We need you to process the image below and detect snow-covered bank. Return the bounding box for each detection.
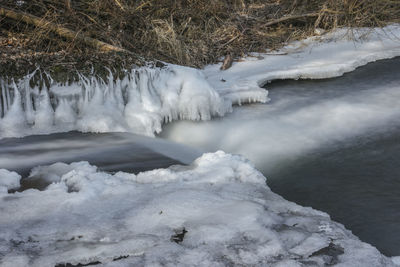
[204,24,400,97]
[1,25,399,139]
[0,151,396,266]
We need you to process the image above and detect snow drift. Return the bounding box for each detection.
[0,151,396,266]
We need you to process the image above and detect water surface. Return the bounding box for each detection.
[0,131,201,177]
[161,57,400,256]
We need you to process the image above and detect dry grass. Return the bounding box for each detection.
[0,0,399,77]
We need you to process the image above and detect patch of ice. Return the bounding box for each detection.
[204,24,400,96]
[0,169,21,193]
[0,152,395,266]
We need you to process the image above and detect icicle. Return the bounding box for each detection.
[34,88,54,128]
[1,65,232,138]
[76,72,91,114]
[1,80,28,135]
[138,69,161,113]
[1,79,10,117]
[105,67,114,94]
[22,71,36,124]
[0,79,6,117]
[55,98,76,125]
[114,78,125,111]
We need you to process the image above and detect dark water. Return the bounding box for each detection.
[267,129,400,256]
[265,58,400,256]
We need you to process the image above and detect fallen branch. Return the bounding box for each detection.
[0,6,127,53]
[264,12,319,27]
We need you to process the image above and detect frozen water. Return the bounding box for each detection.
[0,152,395,266]
[0,66,241,138]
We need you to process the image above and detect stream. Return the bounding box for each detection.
[161,57,400,256]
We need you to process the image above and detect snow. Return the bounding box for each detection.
[204,24,400,97]
[0,151,395,266]
[0,169,21,193]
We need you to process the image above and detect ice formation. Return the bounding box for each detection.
[204,24,400,97]
[0,65,263,138]
[0,151,396,266]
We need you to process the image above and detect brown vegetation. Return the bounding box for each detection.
[0,0,399,77]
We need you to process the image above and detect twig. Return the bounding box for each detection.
[264,13,319,27]
[113,0,125,11]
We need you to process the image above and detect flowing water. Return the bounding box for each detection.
[161,57,400,256]
[0,131,200,178]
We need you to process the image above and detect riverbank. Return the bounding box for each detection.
[1,0,399,79]
[1,24,399,139]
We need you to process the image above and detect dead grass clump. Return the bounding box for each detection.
[0,0,399,76]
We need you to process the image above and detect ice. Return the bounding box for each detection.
[0,169,21,193]
[0,81,27,136]
[393,257,400,265]
[0,65,234,138]
[0,151,394,266]
[34,89,54,128]
[205,25,400,95]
